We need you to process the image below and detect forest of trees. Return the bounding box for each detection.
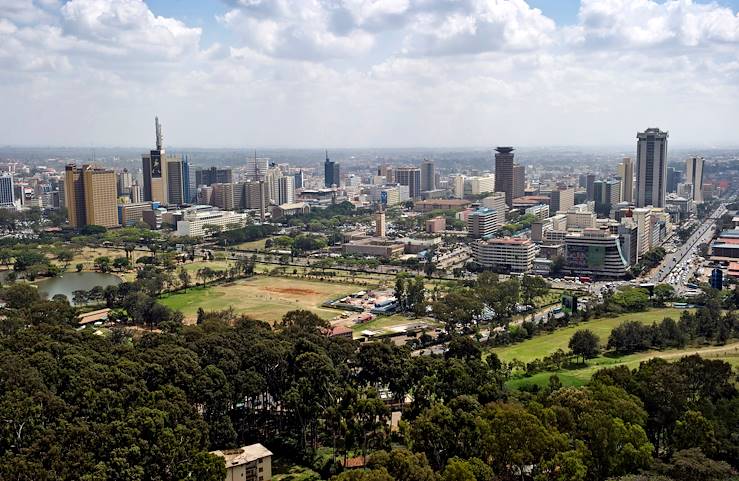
[0,294,737,481]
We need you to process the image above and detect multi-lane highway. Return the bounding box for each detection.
[648,202,727,288]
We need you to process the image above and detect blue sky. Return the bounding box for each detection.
[2,0,739,147]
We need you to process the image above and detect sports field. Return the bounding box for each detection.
[160,276,359,323]
[489,308,686,363]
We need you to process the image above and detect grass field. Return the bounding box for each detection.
[160,276,359,323]
[489,308,686,364]
[351,314,439,333]
[506,340,739,389]
[233,239,268,250]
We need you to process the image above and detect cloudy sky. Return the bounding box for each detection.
[1,0,739,148]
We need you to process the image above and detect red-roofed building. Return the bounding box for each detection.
[328,326,353,339]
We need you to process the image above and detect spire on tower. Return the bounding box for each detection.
[155,116,163,151]
[325,149,329,163]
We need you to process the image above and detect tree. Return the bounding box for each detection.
[668,448,735,481]
[521,275,550,310]
[112,256,130,271]
[1,283,41,309]
[432,289,483,332]
[569,329,600,364]
[56,249,74,268]
[178,268,191,291]
[481,403,567,481]
[441,458,477,481]
[93,256,111,273]
[653,284,675,306]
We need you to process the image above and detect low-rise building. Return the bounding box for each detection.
[210,443,273,481]
[426,216,446,233]
[343,237,405,258]
[118,202,154,227]
[174,208,249,237]
[414,199,471,212]
[472,237,536,273]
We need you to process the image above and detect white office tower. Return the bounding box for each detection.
[451,175,465,199]
[618,157,634,203]
[246,155,269,181]
[636,128,668,208]
[277,176,295,205]
[685,156,704,203]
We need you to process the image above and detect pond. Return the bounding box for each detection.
[37,272,123,304]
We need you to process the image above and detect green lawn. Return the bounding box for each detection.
[351,314,439,333]
[233,238,268,250]
[160,275,358,324]
[506,340,739,390]
[489,308,686,364]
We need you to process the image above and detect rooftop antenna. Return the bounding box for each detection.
[155,116,163,151]
[325,149,329,162]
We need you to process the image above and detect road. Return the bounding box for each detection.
[648,202,726,289]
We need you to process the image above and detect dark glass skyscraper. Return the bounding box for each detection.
[636,127,669,208]
[324,151,340,187]
[494,146,514,206]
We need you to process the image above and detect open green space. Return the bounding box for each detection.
[351,314,439,333]
[506,340,739,390]
[489,308,686,363]
[160,275,359,324]
[233,238,268,250]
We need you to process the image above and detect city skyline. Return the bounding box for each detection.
[2,0,739,148]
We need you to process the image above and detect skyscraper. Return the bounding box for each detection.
[685,156,705,203]
[166,156,190,206]
[585,173,596,201]
[666,167,681,194]
[395,167,422,199]
[324,151,340,187]
[593,180,621,217]
[246,154,269,181]
[142,116,182,204]
[636,128,669,208]
[421,159,436,192]
[277,176,295,205]
[618,157,634,203]
[0,174,14,207]
[116,169,132,196]
[64,164,118,228]
[512,164,525,200]
[196,167,233,186]
[494,146,514,206]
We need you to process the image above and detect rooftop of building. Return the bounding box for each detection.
[210,443,273,468]
[484,237,532,246]
[415,199,470,206]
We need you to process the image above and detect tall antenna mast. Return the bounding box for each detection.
[155,116,163,150]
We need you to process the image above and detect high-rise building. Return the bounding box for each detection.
[166,156,190,206]
[481,192,508,228]
[685,156,705,203]
[324,151,340,187]
[472,237,536,273]
[512,164,525,200]
[116,169,132,196]
[421,159,436,192]
[494,146,515,206]
[0,174,14,207]
[64,164,118,228]
[277,176,295,205]
[130,182,143,204]
[196,167,233,186]
[378,164,395,183]
[246,155,269,181]
[564,229,628,278]
[467,208,501,239]
[585,174,596,201]
[547,187,574,213]
[293,170,304,189]
[142,117,182,204]
[593,180,621,217]
[636,128,669,208]
[374,211,386,237]
[618,157,634,203]
[395,167,422,199]
[666,167,681,194]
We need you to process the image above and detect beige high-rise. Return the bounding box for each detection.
[64,164,119,228]
[618,157,634,203]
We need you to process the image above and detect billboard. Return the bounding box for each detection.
[567,244,605,269]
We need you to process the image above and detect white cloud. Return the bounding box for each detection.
[576,0,739,48]
[1,0,739,147]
